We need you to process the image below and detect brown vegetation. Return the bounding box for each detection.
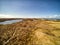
[0,19,60,45]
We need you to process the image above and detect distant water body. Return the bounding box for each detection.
[0,19,22,25]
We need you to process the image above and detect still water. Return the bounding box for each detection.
[0,20,22,25]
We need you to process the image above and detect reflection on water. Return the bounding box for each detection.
[0,20,22,25]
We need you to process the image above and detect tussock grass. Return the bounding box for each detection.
[0,19,60,45]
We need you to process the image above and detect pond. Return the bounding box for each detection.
[0,19,22,25]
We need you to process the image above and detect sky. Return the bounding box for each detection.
[0,0,60,18]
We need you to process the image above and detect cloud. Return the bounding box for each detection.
[0,14,32,18]
[0,14,42,18]
[0,14,15,18]
[0,14,59,18]
[46,15,59,18]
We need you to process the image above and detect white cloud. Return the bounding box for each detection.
[46,15,59,18]
[0,14,15,18]
[0,14,59,18]
[0,14,42,18]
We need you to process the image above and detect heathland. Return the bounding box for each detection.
[0,18,60,45]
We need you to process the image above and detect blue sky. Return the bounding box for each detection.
[0,0,60,18]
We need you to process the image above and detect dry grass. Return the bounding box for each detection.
[0,19,60,45]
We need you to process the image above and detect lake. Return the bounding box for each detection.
[0,19,22,25]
